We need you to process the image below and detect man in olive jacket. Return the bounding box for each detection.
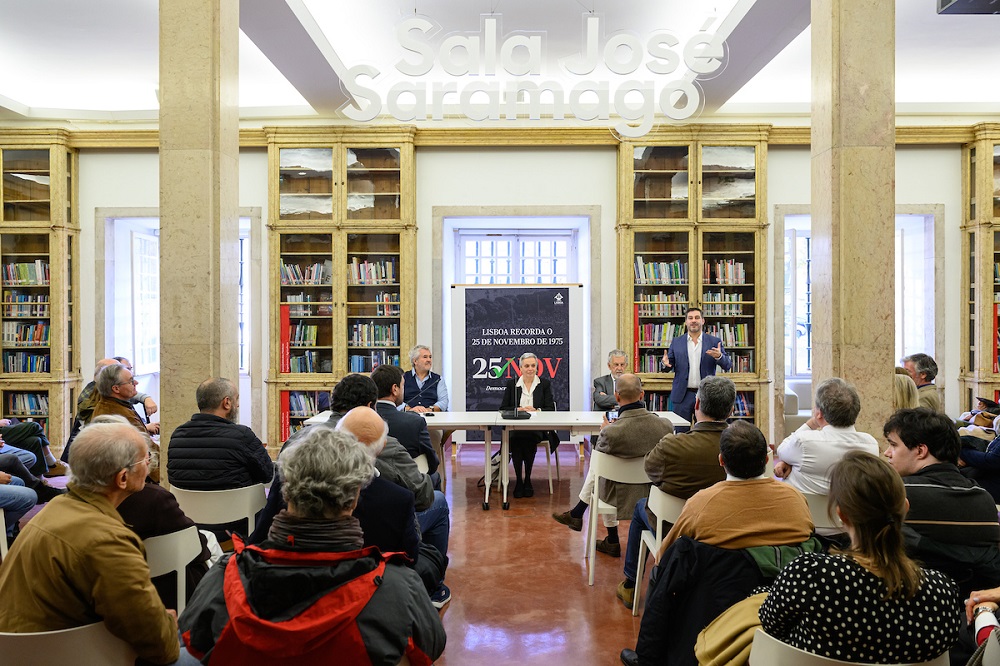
[0,423,183,665]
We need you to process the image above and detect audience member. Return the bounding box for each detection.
[593,349,629,410]
[338,406,451,608]
[0,464,36,544]
[498,352,556,498]
[0,418,59,478]
[659,307,732,427]
[893,372,920,410]
[178,428,446,664]
[0,451,65,504]
[615,375,735,609]
[760,450,961,663]
[372,363,439,476]
[0,422,189,665]
[958,429,1000,503]
[960,396,1000,426]
[553,374,673,558]
[773,377,879,494]
[91,362,161,482]
[884,408,1000,593]
[167,377,274,490]
[902,353,943,413]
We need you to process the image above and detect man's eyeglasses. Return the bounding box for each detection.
[124,451,156,470]
[115,378,139,387]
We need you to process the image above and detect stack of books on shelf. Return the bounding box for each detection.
[702,290,745,316]
[2,321,49,347]
[349,351,400,373]
[288,392,320,418]
[289,350,322,373]
[705,323,750,347]
[637,322,685,346]
[374,291,400,316]
[636,291,687,317]
[637,353,665,373]
[702,259,746,285]
[2,261,49,286]
[348,258,397,285]
[6,392,48,416]
[290,323,319,347]
[284,293,334,316]
[645,393,670,411]
[280,260,333,285]
[634,256,688,285]
[733,393,754,417]
[3,351,49,373]
[349,322,399,347]
[2,292,49,317]
[730,352,754,373]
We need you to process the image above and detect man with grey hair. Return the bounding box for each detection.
[402,345,448,414]
[773,377,879,495]
[167,377,273,491]
[903,353,943,413]
[91,363,150,436]
[593,349,629,410]
[616,375,736,608]
[0,423,188,665]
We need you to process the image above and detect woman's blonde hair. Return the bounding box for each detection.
[828,450,922,600]
[892,373,919,410]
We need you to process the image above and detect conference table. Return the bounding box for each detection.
[422,410,687,510]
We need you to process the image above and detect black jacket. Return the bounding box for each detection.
[166,413,274,490]
[635,537,770,666]
[499,377,555,412]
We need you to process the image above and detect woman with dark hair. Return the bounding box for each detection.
[758,450,962,663]
[499,352,555,498]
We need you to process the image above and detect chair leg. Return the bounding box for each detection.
[634,538,648,616]
[546,445,554,494]
[555,443,560,480]
[587,498,600,586]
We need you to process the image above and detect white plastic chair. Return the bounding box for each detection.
[0,507,8,561]
[632,485,686,615]
[801,492,843,531]
[0,621,137,665]
[143,525,202,614]
[749,629,949,666]
[414,454,429,474]
[169,484,267,537]
[585,450,650,585]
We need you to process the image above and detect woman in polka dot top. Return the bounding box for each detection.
[758,450,962,663]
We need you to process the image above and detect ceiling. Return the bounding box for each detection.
[0,0,998,125]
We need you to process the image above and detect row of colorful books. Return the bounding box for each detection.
[2,351,49,373]
[2,261,49,286]
[280,260,333,285]
[634,256,688,285]
[347,258,397,285]
[5,392,48,416]
[702,260,748,285]
[1,321,49,346]
[704,323,751,347]
[349,351,400,373]
[348,322,399,347]
[2,292,50,317]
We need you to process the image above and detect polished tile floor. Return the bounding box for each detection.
[437,445,644,666]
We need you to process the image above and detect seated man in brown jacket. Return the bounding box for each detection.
[91,362,161,482]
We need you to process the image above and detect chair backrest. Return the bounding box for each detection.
[984,628,1000,666]
[169,484,267,535]
[589,450,650,486]
[0,621,137,665]
[143,525,202,613]
[801,493,842,530]
[0,507,7,561]
[646,485,685,530]
[414,454,429,474]
[749,629,949,666]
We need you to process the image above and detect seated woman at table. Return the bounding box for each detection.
[758,450,962,663]
[499,352,555,499]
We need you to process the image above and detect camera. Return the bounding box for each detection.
[606,409,619,422]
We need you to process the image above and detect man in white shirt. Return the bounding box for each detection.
[774,377,879,495]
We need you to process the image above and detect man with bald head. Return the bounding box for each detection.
[553,374,674,557]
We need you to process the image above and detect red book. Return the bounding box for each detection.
[280,391,290,443]
[633,304,640,372]
[280,305,290,373]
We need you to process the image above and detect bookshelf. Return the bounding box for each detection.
[266,129,415,446]
[0,136,80,447]
[618,131,768,430]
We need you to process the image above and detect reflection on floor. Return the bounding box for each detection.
[437,446,643,666]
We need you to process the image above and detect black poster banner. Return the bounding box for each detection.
[464,286,571,413]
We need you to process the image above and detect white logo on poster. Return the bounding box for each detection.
[554,293,564,306]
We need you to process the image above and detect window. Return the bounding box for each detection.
[458,232,576,283]
[784,219,811,377]
[131,230,160,373]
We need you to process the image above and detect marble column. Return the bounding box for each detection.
[810,0,895,438]
[158,0,240,473]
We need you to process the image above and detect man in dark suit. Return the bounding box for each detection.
[371,364,439,478]
[661,307,732,427]
[593,349,629,411]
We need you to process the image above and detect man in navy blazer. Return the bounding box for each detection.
[371,364,439,476]
[661,307,732,427]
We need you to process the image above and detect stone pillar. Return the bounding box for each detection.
[810,0,895,438]
[158,0,240,475]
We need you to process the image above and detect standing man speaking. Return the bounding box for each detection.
[661,307,731,427]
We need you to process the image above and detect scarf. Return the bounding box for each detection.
[267,510,364,552]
